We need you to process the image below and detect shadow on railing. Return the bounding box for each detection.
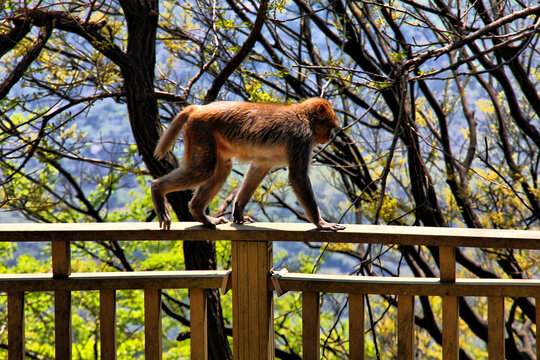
[0,222,539,360]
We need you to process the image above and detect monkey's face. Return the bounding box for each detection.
[314,104,340,144]
[316,125,341,144]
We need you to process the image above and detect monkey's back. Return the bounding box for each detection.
[186,101,313,165]
[191,101,312,144]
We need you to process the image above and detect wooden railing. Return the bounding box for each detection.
[0,222,539,360]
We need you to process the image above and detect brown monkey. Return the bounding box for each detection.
[151,98,345,231]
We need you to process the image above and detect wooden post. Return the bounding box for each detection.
[398,295,415,360]
[232,241,273,360]
[144,288,162,360]
[100,290,117,360]
[349,293,364,360]
[302,292,320,360]
[440,246,459,360]
[52,240,71,278]
[190,288,208,360]
[488,297,505,360]
[52,240,71,360]
[439,247,456,283]
[8,292,24,360]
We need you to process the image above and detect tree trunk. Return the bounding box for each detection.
[118,1,232,358]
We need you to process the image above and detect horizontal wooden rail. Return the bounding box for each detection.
[1,222,539,360]
[276,273,540,297]
[0,222,539,248]
[0,270,226,292]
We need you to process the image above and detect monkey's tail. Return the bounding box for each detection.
[154,106,195,160]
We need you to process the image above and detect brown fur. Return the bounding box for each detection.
[151,98,345,231]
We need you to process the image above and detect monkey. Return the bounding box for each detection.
[151,97,346,231]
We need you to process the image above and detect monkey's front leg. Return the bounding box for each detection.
[289,166,346,231]
[151,179,172,230]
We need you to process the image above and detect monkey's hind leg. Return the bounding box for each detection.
[151,164,216,230]
[189,157,233,229]
[232,163,270,224]
[151,184,172,230]
[152,127,219,230]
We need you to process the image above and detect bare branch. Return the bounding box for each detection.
[0,19,52,99]
[15,8,130,69]
[204,0,269,103]
[398,5,540,74]
[0,18,32,58]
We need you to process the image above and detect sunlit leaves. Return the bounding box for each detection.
[475,99,495,114]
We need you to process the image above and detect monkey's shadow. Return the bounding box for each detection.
[179,222,320,231]
[226,222,321,232]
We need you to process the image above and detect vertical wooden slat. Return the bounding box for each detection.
[440,246,459,360]
[52,240,71,360]
[231,240,273,360]
[302,292,320,360]
[8,292,24,360]
[442,296,459,360]
[190,288,207,360]
[256,241,274,358]
[232,241,241,360]
[488,297,505,360]
[55,291,72,359]
[100,290,117,360]
[248,241,259,360]
[232,241,247,360]
[144,288,162,360]
[398,295,415,360]
[536,297,540,360]
[349,293,364,360]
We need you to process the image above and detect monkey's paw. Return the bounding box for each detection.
[210,216,229,225]
[233,216,255,224]
[317,221,346,231]
[156,205,172,230]
[159,219,172,230]
[201,216,228,229]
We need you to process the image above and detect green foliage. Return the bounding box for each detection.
[0,247,55,358]
[389,49,408,64]
[274,292,303,355]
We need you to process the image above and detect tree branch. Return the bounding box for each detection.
[398,5,540,74]
[204,0,269,103]
[16,9,131,70]
[0,18,32,58]
[0,19,52,99]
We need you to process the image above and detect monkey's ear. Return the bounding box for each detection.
[316,103,327,118]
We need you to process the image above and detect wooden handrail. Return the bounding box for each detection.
[0,222,538,248]
[0,222,539,360]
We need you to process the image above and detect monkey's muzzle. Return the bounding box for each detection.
[330,126,341,138]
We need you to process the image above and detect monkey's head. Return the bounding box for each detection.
[304,98,341,144]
